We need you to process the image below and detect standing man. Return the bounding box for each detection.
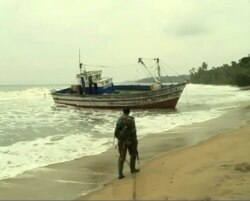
[114,107,140,179]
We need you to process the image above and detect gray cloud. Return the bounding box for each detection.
[165,21,211,37]
[0,0,250,84]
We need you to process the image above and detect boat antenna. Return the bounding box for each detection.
[155,58,161,84]
[138,58,161,84]
[79,49,83,73]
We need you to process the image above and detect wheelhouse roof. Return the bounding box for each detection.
[76,70,102,78]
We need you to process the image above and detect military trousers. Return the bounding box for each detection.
[118,140,138,176]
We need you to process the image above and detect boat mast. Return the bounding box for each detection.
[155,58,161,84]
[138,58,161,84]
[79,49,83,74]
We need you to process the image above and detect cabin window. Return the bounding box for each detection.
[94,83,98,94]
[88,76,93,94]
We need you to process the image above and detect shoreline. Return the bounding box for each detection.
[79,118,250,200]
[0,106,250,200]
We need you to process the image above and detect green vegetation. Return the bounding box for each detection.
[137,55,250,86]
[137,74,189,84]
[189,55,250,87]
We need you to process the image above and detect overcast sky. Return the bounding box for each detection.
[0,0,250,85]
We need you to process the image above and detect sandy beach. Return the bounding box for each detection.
[0,107,250,200]
[79,122,250,200]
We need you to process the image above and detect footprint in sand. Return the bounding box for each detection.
[170,172,175,184]
[168,172,176,194]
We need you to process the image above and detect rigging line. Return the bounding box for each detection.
[161,64,174,84]
[138,58,159,83]
[140,64,152,81]
[185,84,190,109]
[161,61,187,82]
[82,63,137,69]
[163,68,174,84]
[139,57,157,60]
[134,64,140,84]
[139,64,156,81]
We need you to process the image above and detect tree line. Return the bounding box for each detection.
[137,74,189,84]
[189,55,250,86]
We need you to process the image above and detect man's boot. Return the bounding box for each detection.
[118,160,125,179]
[130,157,140,173]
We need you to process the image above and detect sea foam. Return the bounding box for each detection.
[0,84,249,180]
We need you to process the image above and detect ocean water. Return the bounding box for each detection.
[0,84,249,180]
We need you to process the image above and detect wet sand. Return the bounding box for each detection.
[80,121,250,200]
[0,106,250,200]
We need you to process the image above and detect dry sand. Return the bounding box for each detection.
[79,124,250,200]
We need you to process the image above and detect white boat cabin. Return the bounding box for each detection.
[76,70,114,95]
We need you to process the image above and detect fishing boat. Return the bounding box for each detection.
[51,57,187,109]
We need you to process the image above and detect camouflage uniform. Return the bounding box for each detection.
[114,114,139,178]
